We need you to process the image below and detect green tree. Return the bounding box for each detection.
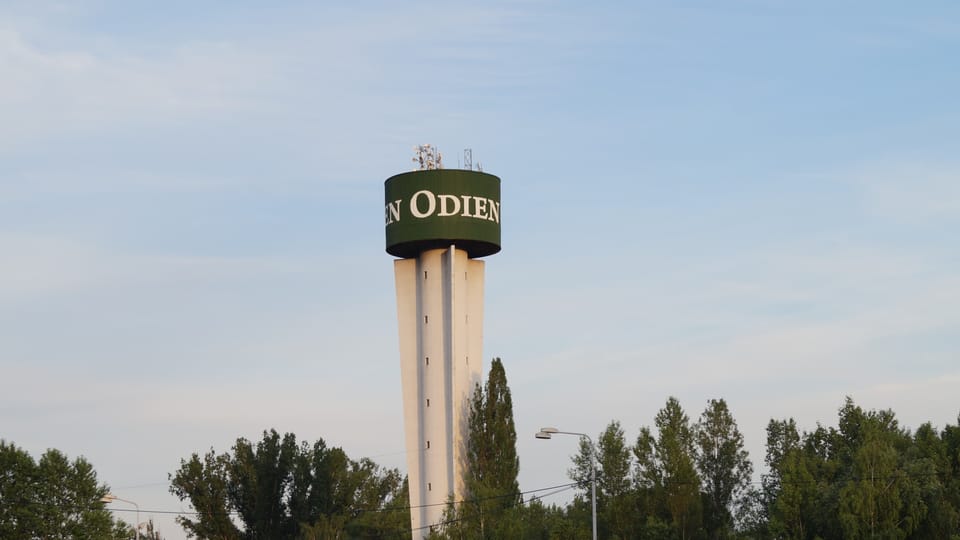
[902,423,956,539]
[169,448,242,538]
[170,429,408,539]
[760,398,960,540]
[769,445,815,540]
[512,498,585,540]
[570,421,635,539]
[754,418,810,540]
[838,430,905,538]
[139,519,166,540]
[113,518,166,540]
[466,358,520,501]
[733,486,769,540]
[834,399,926,540]
[228,430,299,537]
[695,398,752,540]
[762,418,800,502]
[635,397,702,540]
[0,440,130,539]
[944,416,960,514]
[457,357,520,538]
[634,426,672,536]
[598,421,636,539]
[917,416,960,539]
[337,456,408,537]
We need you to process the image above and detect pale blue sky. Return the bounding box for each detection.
[2,1,959,537]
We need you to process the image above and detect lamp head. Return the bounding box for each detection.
[535,431,553,440]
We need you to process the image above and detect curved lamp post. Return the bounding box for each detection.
[535,427,597,540]
[101,493,140,540]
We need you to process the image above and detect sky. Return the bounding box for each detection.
[2,1,959,537]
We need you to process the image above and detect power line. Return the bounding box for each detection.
[412,483,579,534]
[94,480,581,517]
[353,481,581,515]
[103,480,582,538]
[85,467,960,518]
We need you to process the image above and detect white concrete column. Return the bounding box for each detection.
[394,247,484,538]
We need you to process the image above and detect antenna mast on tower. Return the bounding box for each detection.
[412,144,443,171]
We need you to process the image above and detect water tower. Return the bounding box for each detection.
[384,146,501,537]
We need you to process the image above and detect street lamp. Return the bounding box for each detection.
[535,427,597,540]
[101,494,140,540]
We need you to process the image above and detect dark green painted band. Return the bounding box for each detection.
[384,169,501,258]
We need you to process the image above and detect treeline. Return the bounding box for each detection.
[162,361,960,539]
[433,393,960,540]
[756,397,960,539]
[6,359,959,539]
[432,396,753,540]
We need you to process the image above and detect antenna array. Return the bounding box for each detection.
[413,144,443,171]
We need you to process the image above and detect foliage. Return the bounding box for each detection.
[165,394,960,539]
[762,398,960,540]
[169,429,408,539]
[695,398,752,540]
[0,440,131,539]
[569,420,636,539]
[466,358,520,506]
[114,518,165,540]
[438,358,521,539]
[597,421,636,539]
[636,397,703,540]
[556,396,960,540]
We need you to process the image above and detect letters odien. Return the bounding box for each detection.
[385,189,500,226]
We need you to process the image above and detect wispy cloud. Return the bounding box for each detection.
[0,232,310,300]
[852,161,960,222]
[0,27,280,146]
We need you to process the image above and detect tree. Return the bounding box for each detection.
[633,426,673,536]
[458,358,520,538]
[0,440,130,539]
[596,421,633,502]
[695,398,752,540]
[913,417,960,538]
[769,445,815,540]
[466,358,520,501]
[835,400,925,540]
[228,430,299,537]
[634,397,702,540]
[570,421,635,539]
[169,448,242,539]
[759,398,960,540]
[113,518,166,540]
[170,429,408,539]
[138,519,166,540]
[763,418,800,500]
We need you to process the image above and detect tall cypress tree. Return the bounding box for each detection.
[460,358,520,537]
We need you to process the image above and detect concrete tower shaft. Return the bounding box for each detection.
[394,247,484,535]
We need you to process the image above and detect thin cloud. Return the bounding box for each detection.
[853,161,960,222]
[0,27,280,145]
[0,232,311,300]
